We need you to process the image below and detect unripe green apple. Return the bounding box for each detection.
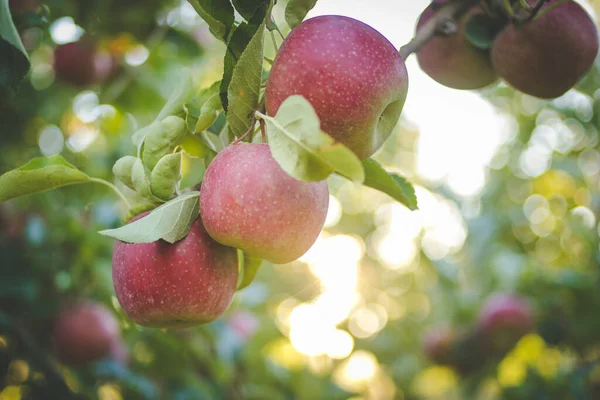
[200,143,329,264]
[265,15,408,160]
[52,301,120,366]
[491,0,599,98]
[111,215,238,328]
[416,0,498,90]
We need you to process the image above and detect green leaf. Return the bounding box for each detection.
[141,116,187,170]
[258,95,365,183]
[184,81,222,133]
[112,156,138,190]
[220,2,270,111]
[156,71,196,122]
[237,250,263,291]
[464,14,504,50]
[181,133,210,158]
[232,0,270,21]
[0,0,30,94]
[125,203,157,223]
[131,159,162,203]
[0,155,89,202]
[99,191,201,244]
[186,0,235,42]
[195,93,222,133]
[361,159,418,210]
[285,0,318,28]
[150,153,182,201]
[226,13,267,138]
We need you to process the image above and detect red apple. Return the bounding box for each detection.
[52,301,120,366]
[200,143,329,264]
[491,0,598,98]
[422,325,455,365]
[477,293,534,352]
[8,0,39,13]
[416,1,497,90]
[53,40,119,87]
[265,15,408,160]
[111,214,239,328]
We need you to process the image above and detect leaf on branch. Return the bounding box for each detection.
[0,0,30,95]
[99,191,201,244]
[150,153,182,201]
[258,95,364,183]
[186,0,235,42]
[226,10,269,138]
[285,0,318,29]
[155,70,197,122]
[220,1,270,112]
[231,0,270,22]
[0,155,89,203]
[361,159,418,210]
[141,116,187,170]
[237,250,263,291]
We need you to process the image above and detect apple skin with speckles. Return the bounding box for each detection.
[477,293,534,353]
[491,0,598,99]
[265,15,408,160]
[111,214,239,329]
[200,143,329,264]
[52,301,121,366]
[416,1,498,90]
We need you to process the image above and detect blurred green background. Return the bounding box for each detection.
[2,0,600,399]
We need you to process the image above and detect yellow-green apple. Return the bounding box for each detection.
[265,15,408,160]
[111,215,238,328]
[200,143,329,264]
[416,0,498,89]
[52,301,120,366]
[491,0,599,98]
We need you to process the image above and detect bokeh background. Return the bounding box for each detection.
[2,0,600,399]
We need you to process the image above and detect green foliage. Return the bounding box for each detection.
[361,159,418,210]
[285,0,318,28]
[464,13,504,50]
[237,250,263,291]
[0,155,89,202]
[150,152,182,201]
[258,95,364,183]
[186,0,235,42]
[99,191,200,243]
[0,0,29,94]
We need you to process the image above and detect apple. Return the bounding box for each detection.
[8,0,39,13]
[54,40,119,87]
[52,301,120,366]
[415,0,497,90]
[476,293,534,353]
[265,15,408,160]
[422,325,455,365]
[111,214,239,328]
[200,143,329,264]
[491,0,599,99]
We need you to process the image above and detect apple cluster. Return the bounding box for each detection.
[416,0,599,98]
[423,293,534,372]
[111,15,410,329]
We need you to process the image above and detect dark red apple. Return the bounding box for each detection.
[491,0,599,98]
[52,301,120,366]
[53,40,119,87]
[477,293,534,353]
[200,143,329,264]
[416,0,498,90]
[265,15,408,160]
[111,214,239,328]
[422,325,455,365]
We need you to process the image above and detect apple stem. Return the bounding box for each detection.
[232,121,257,144]
[399,0,479,60]
[88,177,132,209]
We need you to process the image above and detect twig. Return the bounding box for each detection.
[399,0,480,60]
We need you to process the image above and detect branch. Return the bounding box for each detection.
[399,0,480,60]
